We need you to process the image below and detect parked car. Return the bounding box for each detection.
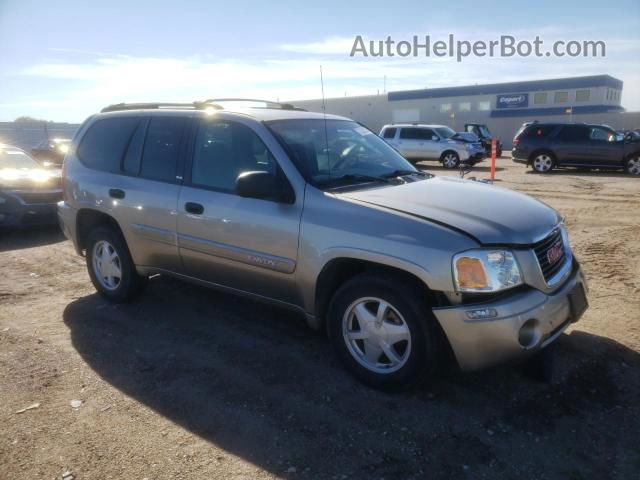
[451,131,487,163]
[512,122,640,175]
[464,123,503,157]
[380,124,484,168]
[31,138,71,167]
[58,100,588,389]
[0,144,63,226]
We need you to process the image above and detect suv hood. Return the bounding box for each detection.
[338,176,560,245]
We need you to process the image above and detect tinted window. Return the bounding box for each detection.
[78,117,140,172]
[589,127,615,142]
[140,117,186,182]
[382,128,397,139]
[123,119,147,175]
[399,128,432,140]
[557,125,589,142]
[191,121,277,193]
[524,125,557,138]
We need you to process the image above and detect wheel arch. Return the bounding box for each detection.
[314,257,445,333]
[76,208,125,254]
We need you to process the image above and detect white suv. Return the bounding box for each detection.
[380,124,484,168]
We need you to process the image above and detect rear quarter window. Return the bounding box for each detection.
[524,125,557,139]
[77,117,141,172]
[382,127,397,139]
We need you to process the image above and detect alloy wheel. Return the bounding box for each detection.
[533,154,553,172]
[443,153,459,169]
[627,157,640,176]
[92,240,122,291]
[342,297,412,374]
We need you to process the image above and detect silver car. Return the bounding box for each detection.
[58,100,588,389]
[380,124,485,168]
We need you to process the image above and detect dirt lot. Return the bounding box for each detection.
[1,157,639,480]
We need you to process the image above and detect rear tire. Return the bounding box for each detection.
[531,152,555,173]
[327,273,442,390]
[625,155,640,176]
[86,226,146,302]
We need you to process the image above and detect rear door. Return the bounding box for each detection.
[397,128,425,159]
[553,125,590,165]
[75,115,186,272]
[116,115,188,272]
[176,118,303,304]
[587,126,624,167]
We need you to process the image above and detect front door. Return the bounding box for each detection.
[177,119,303,304]
[587,126,624,167]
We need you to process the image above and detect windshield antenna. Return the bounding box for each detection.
[320,65,331,179]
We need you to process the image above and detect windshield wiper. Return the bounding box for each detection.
[324,173,392,186]
[383,169,428,178]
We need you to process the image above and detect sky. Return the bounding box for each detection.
[0,0,639,123]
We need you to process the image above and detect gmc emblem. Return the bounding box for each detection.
[547,243,563,264]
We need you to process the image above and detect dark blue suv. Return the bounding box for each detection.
[512,122,640,175]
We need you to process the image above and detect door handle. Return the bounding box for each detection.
[109,188,125,199]
[185,202,204,215]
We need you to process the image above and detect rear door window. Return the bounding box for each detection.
[140,117,187,182]
[399,128,431,140]
[77,117,141,172]
[123,119,148,175]
[557,125,589,142]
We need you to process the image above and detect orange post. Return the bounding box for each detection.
[490,138,497,181]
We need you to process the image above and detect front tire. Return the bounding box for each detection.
[625,155,640,176]
[86,226,146,302]
[327,274,442,390]
[441,151,460,169]
[531,152,555,173]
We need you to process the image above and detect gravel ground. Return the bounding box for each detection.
[1,156,639,480]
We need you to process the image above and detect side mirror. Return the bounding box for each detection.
[431,136,439,141]
[235,171,293,203]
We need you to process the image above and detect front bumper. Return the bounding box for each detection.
[0,203,59,226]
[432,262,588,371]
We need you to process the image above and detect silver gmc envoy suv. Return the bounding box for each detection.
[58,100,589,389]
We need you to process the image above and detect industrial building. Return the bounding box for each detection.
[291,75,639,148]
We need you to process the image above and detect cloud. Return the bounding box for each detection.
[280,36,356,55]
[7,28,640,122]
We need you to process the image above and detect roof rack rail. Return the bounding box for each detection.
[101,102,221,113]
[100,98,306,114]
[201,98,306,111]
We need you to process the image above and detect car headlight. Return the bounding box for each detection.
[0,196,5,204]
[453,249,523,293]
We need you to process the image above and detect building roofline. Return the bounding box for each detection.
[388,75,623,102]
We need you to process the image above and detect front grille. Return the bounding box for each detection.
[15,190,63,205]
[533,228,567,283]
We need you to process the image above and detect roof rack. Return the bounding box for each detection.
[201,98,305,111]
[101,99,305,113]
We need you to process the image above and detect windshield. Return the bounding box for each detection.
[267,119,417,186]
[0,147,40,169]
[478,125,491,137]
[435,127,456,139]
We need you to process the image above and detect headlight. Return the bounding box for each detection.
[0,196,6,204]
[453,249,523,293]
